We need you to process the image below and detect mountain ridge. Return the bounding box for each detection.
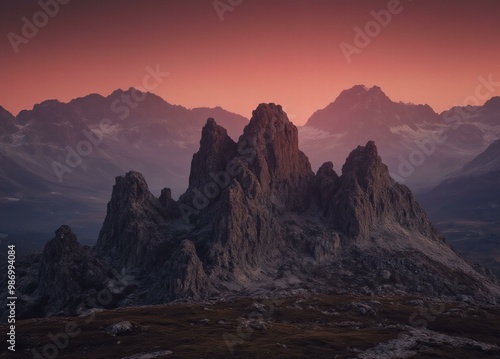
[4,103,498,320]
[418,140,500,277]
[0,89,248,243]
[300,85,500,192]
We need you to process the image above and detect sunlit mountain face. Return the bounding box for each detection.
[1,1,500,358]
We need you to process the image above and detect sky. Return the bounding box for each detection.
[1,0,499,125]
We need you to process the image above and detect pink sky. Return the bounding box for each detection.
[1,0,499,125]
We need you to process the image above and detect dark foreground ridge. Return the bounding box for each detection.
[2,103,499,320]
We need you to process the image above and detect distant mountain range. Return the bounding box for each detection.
[300,87,500,276]
[418,139,500,277]
[0,89,247,244]
[1,85,498,253]
[299,85,500,192]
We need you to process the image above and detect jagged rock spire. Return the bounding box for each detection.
[36,225,107,316]
[330,141,439,238]
[237,103,313,210]
[95,171,168,269]
[187,118,238,191]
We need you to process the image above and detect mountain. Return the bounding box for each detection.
[418,139,500,277]
[5,104,498,320]
[456,138,500,177]
[0,106,17,137]
[300,86,500,192]
[306,85,438,132]
[0,89,247,244]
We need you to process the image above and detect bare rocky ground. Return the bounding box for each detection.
[1,294,499,359]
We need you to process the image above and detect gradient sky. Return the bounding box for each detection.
[1,0,499,125]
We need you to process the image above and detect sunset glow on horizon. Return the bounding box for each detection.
[1,0,500,125]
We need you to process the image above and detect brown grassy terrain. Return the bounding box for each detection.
[1,294,499,359]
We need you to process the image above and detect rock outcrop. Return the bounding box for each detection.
[16,226,109,318]
[0,106,17,136]
[329,141,439,238]
[187,118,238,191]
[163,240,212,300]
[95,171,170,269]
[8,103,500,319]
[237,104,313,211]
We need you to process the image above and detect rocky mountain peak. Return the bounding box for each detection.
[0,106,17,135]
[344,84,385,95]
[238,103,293,153]
[159,187,181,218]
[334,85,392,108]
[325,140,442,239]
[43,225,82,259]
[341,140,391,189]
[243,103,290,132]
[109,87,148,98]
[163,240,212,300]
[112,171,153,204]
[186,118,238,191]
[459,139,500,176]
[483,96,500,112]
[315,161,338,180]
[0,106,14,119]
[95,171,167,269]
[33,99,64,110]
[237,103,313,210]
[35,225,108,316]
[304,85,439,138]
[313,161,340,213]
[15,99,88,147]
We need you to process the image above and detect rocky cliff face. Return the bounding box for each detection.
[186,104,315,276]
[187,118,238,191]
[0,106,17,137]
[95,171,171,269]
[163,240,212,300]
[8,226,111,318]
[38,226,109,314]
[8,103,500,319]
[328,141,439,238]
[237,104,313,210]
